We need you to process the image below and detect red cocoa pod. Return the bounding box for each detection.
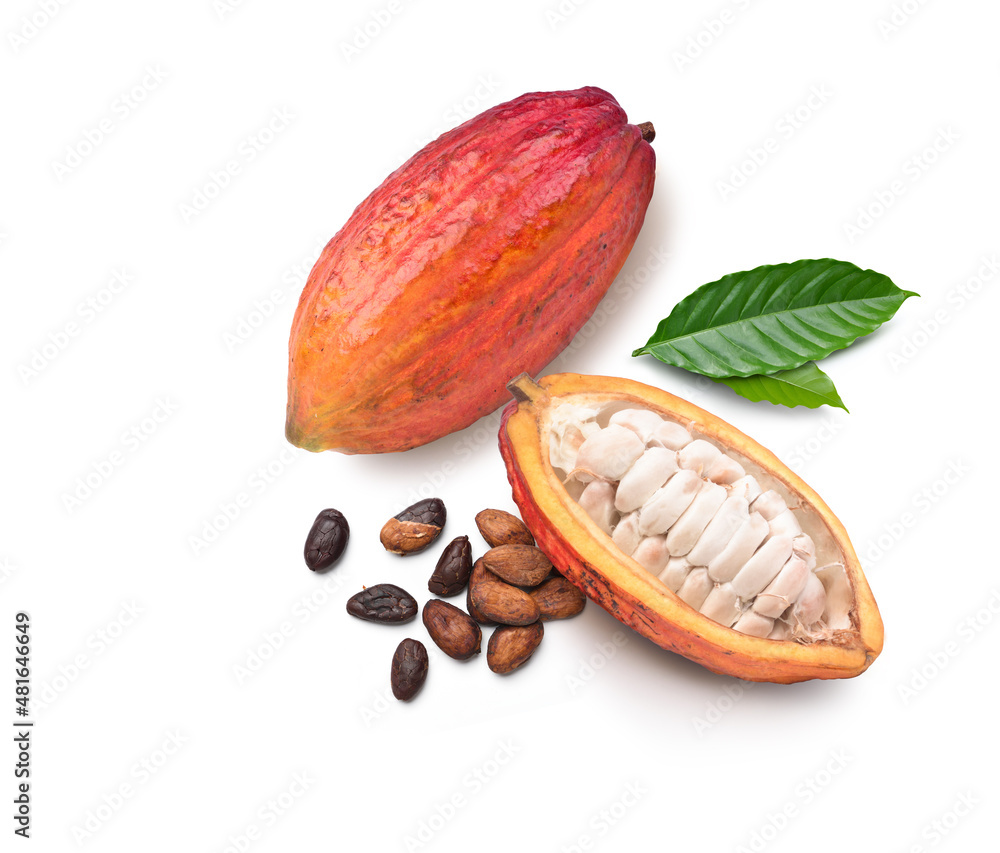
[286,87,656,453]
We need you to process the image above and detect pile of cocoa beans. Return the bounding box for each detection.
[303,500,586,702]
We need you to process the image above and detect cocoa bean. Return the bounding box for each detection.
[466,559,497,626]
[483,544,552,587]
[487,622,544,674]
[303,508,349,572]
[469,567,540,626]
[475,509,534,548]
[346,584,418,624]
[428,536,473,597]
[391,638,428,701]
[530,577,587,621]
[380,498,446,555]
[422,600,482,660]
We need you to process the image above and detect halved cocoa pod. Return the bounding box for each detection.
[487,623,544,674]
[469,565,540,627]
[498,373,884,684]
[482,544,552,587]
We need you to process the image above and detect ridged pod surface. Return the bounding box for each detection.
[498,373,884,684]
[286,87,656,453]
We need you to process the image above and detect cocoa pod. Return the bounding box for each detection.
[422,600,482,661]
[499,372,884,684]
[346,584,418,624]
[469,566,540,627]
[475,509,534,548]
[466,559,497,627]
[530,576,587,621]
[303,508,349,572]
[428,536,473,596]
[380,498,446,555]
[487,623,544,675]
[286,87,656,454]
[482,544,553,587]
[391,638,429,701]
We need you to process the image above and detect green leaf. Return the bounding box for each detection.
[632,259,918,378]
[713,362,849,410]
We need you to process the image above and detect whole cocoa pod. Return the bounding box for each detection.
[286,87,655,453]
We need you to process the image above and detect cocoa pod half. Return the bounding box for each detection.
[498,372,884,684]
[286,88,655,454]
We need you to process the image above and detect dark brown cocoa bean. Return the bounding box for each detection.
[487,622,544,674]
[380,498,447,555]
[346,584,418,624]
[469,567,540,626]
[428,536,473,596]
[422,600,481,660]
[303,508,349,572]
[475,509,534,548]
[483,544,553,587]
[391,638,429,701]
[530,576,587,621]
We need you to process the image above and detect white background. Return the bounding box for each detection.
[2,0,998,850]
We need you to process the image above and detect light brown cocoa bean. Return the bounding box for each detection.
[421,600,481,661]
[469,566,540,626]
[487,622,544,674]
[475,509,535,548]
[482,544,553,587]
[530,577,587,621]
[466,559,498,626]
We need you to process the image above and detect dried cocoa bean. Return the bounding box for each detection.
[346,584,418,624]
[303,508,349,571]
[487,622,544,674]
[380,498,446,555]
[428,536,473,597]
[475,509,534,548]
[483,544,552,587]
[391,638,429,701]
[469,567,540,626]
[422,600,482,660]
[466,559,497,626]
[530,576,587,621]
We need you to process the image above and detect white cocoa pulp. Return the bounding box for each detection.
[547,401,852,643]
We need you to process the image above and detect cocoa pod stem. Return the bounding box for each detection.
[639,121,655,142]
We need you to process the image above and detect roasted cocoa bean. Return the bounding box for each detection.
[487,622,544,674]
[346,584,418,624]
[391,638,429,701]
[483,544,552,587]
[428,536,473,597]
[469,567,540,626]
[303,508,349,571]
[422,600,482,660]
[466,559,497,626]
[380,498,446,555]
[475,508,535,548]
[530,576,587,621]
